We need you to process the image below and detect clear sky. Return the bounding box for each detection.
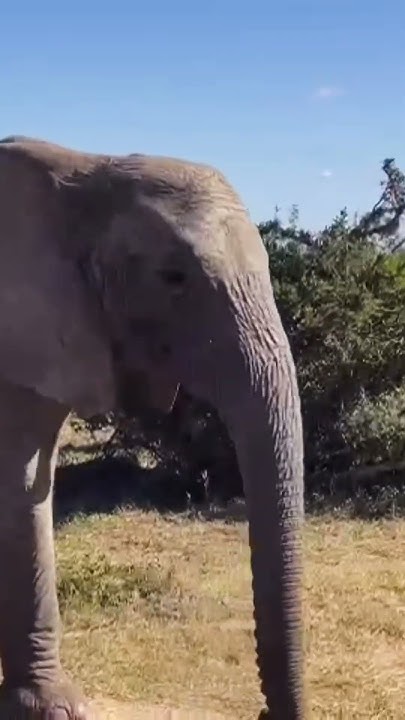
[1,1,404,229]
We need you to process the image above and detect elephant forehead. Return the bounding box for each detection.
[108,192,266,286]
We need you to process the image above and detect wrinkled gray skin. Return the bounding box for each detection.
[0,136,305,719]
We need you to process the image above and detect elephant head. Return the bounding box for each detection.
[0,136,304,719]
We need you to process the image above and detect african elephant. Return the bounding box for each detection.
[0,135,304,719]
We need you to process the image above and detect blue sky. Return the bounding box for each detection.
[1,1,404,229]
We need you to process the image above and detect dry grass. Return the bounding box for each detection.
[54,507,405,719]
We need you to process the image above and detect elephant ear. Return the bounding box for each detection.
[0,138,117,417]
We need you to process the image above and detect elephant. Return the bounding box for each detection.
[0,135,305,719]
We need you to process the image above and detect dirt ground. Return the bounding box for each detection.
[90,697,227,718]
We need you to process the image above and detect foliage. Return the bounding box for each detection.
[341,384,405,466]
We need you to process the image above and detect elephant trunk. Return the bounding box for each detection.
[218,278,305,719]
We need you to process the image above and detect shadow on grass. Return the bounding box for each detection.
[54,457,187,525]
[54,456,405,528]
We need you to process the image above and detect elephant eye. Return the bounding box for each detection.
[125,253,144,278]
[159,342,172,359]
[159,268,186,286]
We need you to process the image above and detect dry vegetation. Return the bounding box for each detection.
[54,507,405,719]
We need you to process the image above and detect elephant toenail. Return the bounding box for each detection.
[50,710,69,720]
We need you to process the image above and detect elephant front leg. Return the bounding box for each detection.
[0,381,89,719]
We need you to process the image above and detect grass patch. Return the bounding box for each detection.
[52,509,405,719]
[58,552,178,612]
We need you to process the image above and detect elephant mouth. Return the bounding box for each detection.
[110,335,180,419]
[114,367,179,419]
[114,369,157,417]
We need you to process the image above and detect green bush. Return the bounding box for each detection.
[341,385,405,466]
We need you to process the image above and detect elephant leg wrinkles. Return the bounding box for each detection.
[0,378,88,719]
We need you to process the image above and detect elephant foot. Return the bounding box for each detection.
[0,681,90,719]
